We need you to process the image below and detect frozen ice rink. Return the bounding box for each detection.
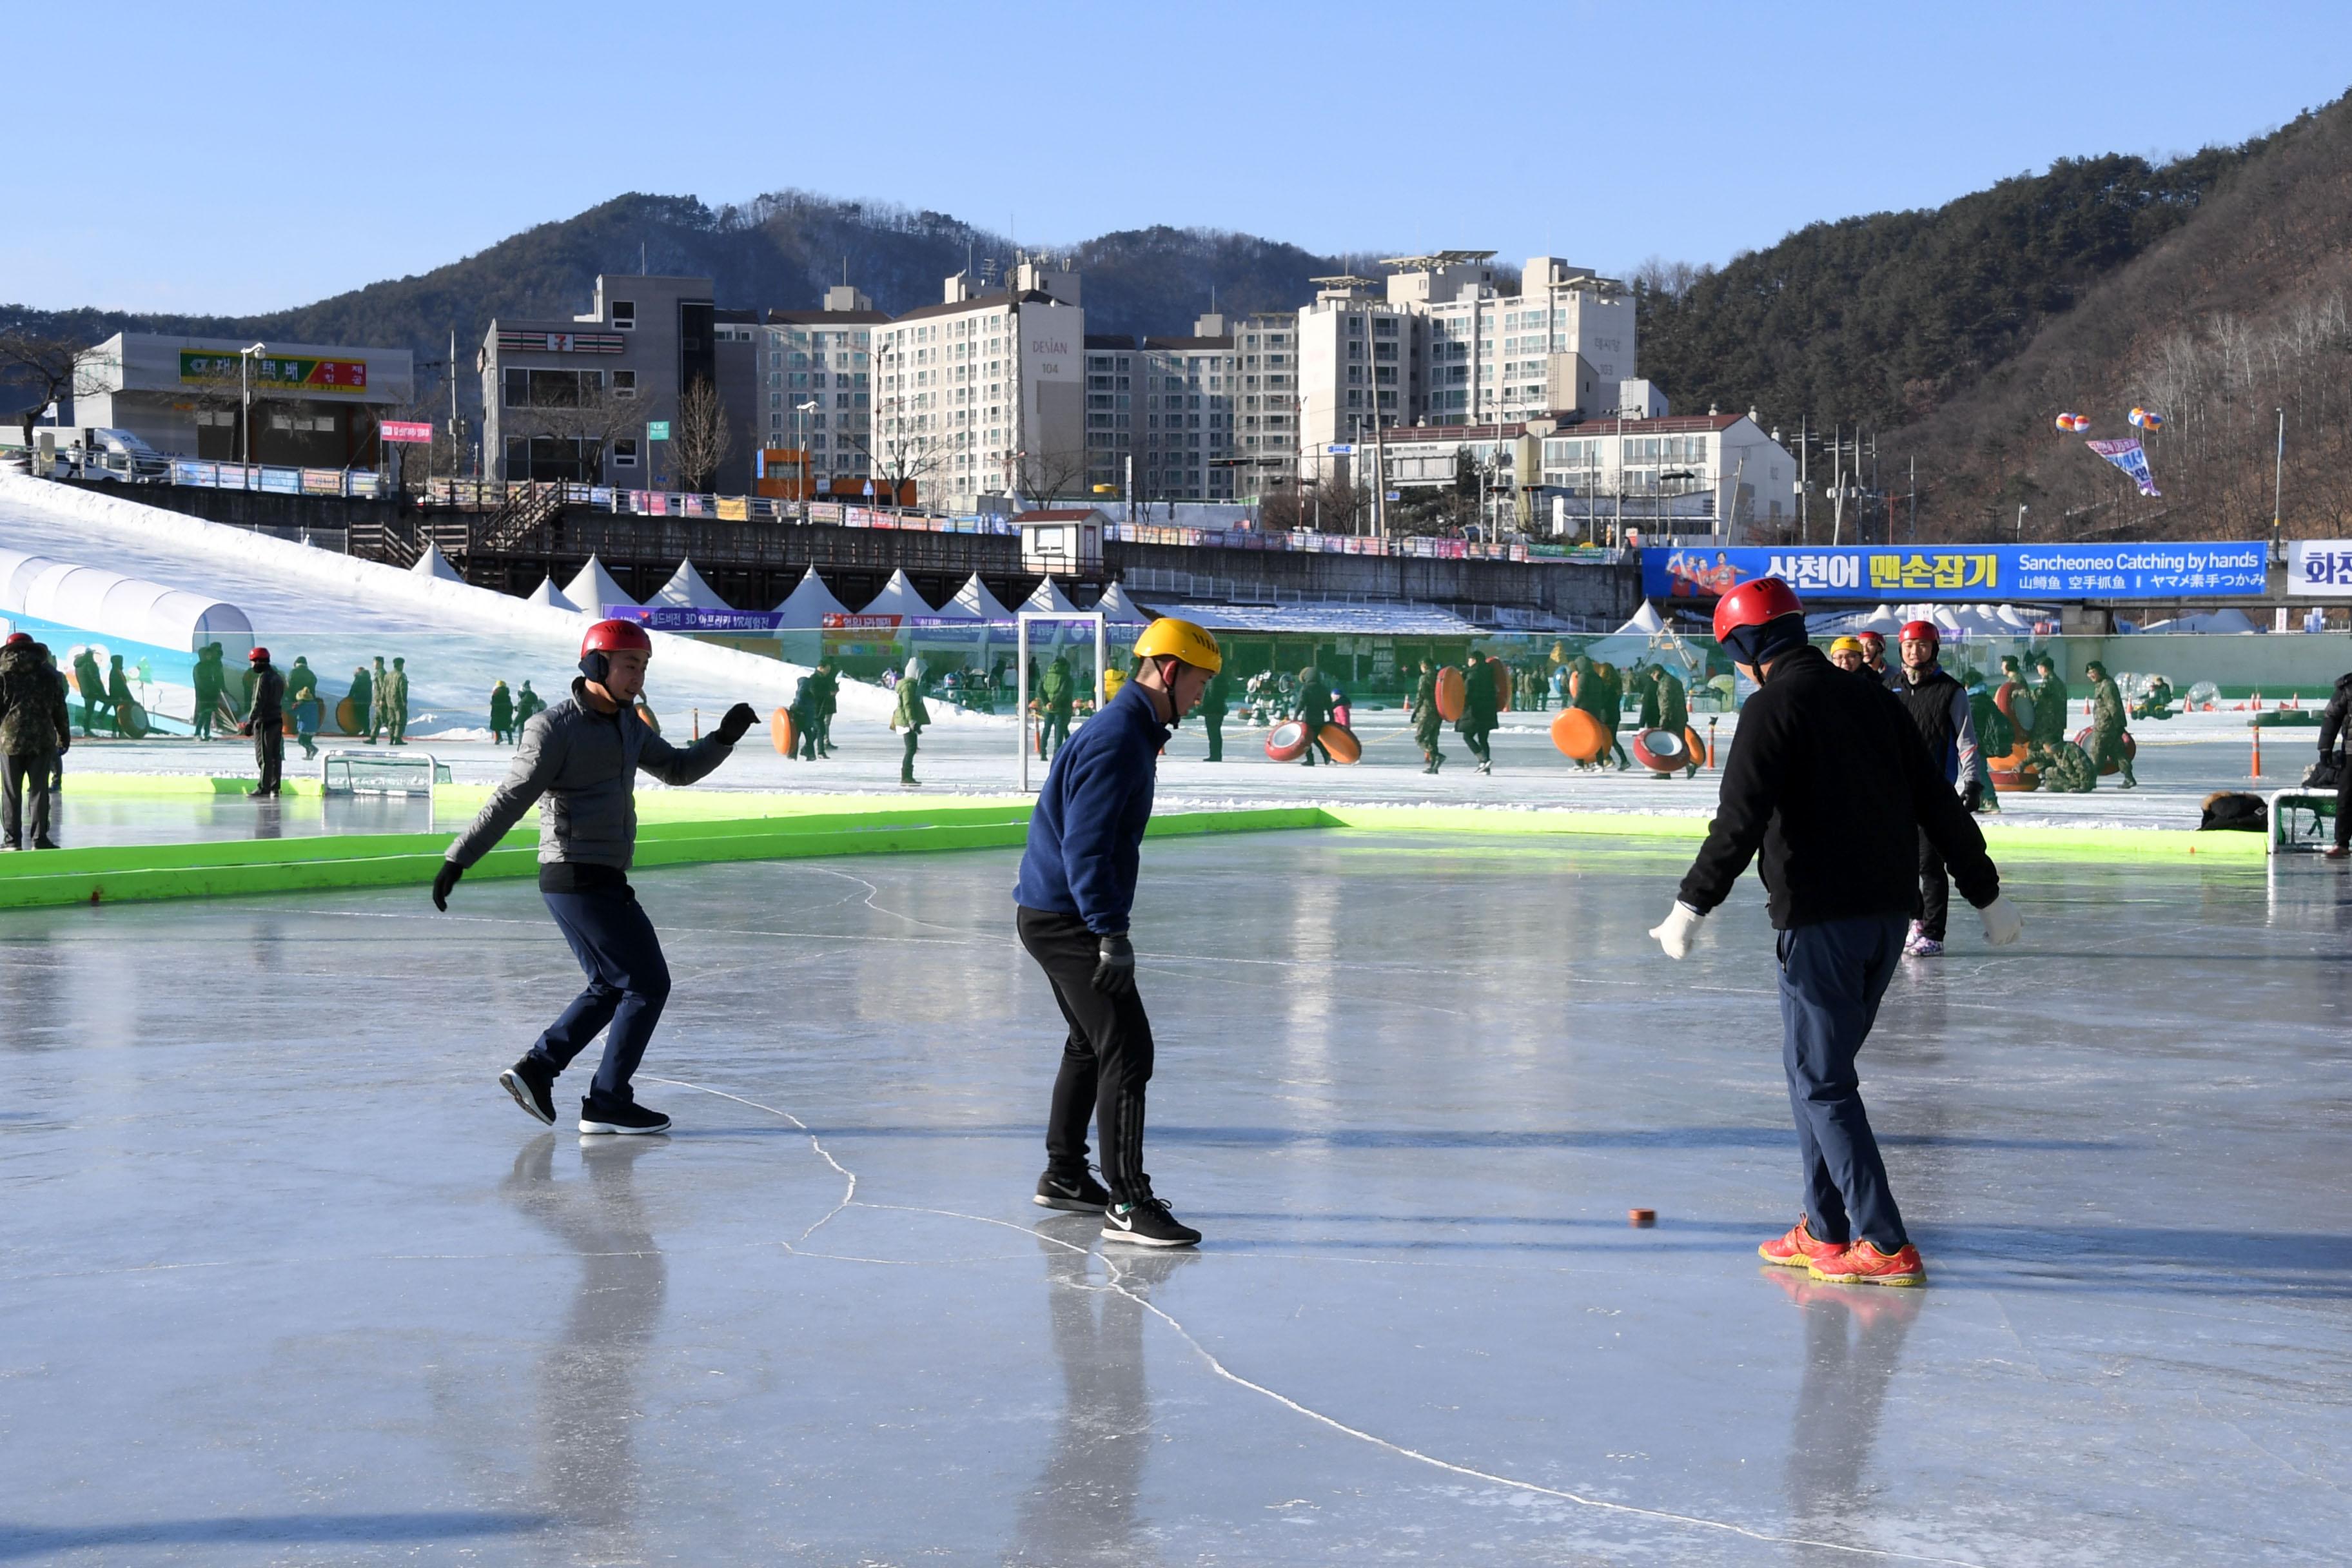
[5,831,2347,1564]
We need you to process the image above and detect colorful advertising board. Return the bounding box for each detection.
[2286,540,2352,597]
[1643,543,2267,602]
[607,607,783,633]
[179,351,369,393]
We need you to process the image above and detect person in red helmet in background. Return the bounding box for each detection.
[1854,629,1896,690]
[1649,578,2022,1287]
[435,618,758,1136]
[239,647,286,798]
[1894,620,1983,958]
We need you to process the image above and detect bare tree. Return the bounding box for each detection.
[0,332,108,451]
[670,375,733,493]
[847,391,948,507]
[512,371,645,485]
[1015,445,1090,509]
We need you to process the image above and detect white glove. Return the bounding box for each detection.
[1978,893,2023,946]
[1649,901,1705,960]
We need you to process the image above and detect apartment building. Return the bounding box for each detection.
[1295,277,1416,488]
[1230,309,1300,498]
[1139,317,1237,504]
[1390,251,1635,427]
[868,258,1086,513]
[763,285,884,484]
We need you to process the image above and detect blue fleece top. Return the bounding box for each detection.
[1013,680,1171,933]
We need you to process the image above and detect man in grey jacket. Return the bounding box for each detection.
[433,619,756,1135]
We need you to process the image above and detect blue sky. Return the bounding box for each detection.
[10,1,2349,315]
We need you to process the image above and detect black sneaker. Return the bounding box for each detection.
[579,1097,671,1135]
[1101,1196,1201,1248]
[498,1057,556,1126]
[1034,1170,1111,1213]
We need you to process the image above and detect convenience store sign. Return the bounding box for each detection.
[179,351,369,393]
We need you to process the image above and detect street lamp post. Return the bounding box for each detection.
[2016,502,2028,540]
[794,398,818,520]
[237,342,268,478]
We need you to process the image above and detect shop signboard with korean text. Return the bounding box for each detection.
[380,420,434,444]
[179,351,369,393]
[1643,544,2266,602]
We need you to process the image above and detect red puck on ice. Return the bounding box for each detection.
[1628,1208,1656,1227]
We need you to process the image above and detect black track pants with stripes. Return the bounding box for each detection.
[1019,905,1157,1203]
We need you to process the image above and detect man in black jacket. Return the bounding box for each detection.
[239,648,287,798]
[2318,671,2352,859]
[1894,620,1982,957]
[1650,578,2022,1288]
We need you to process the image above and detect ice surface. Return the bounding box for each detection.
[3,832,2345,1563]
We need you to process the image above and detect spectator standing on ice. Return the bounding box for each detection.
[70,648,108,738]
[285,657,320,760]
[192,644,226,739]
[240,648,286,798]
[814,659,841,756]
[514,680,544,727]
[2318,671,2352,859]
[1015,617,1222,1249]
[1195,666,1230,761]
[1651,578,2020,1288]
[436,620,757,1136]
[1894,620,1983,957]
[1411,661,1446,774]
[363,657,388,742]
[787,674,820,760]
[0,633,70,849]
[892,657,929,787]
[1037,654,1076,760]
[489,680,514,745]
[2084,661,2135,789]
[1293,665,1333,766]
[380,657,411,745]
[105,656,135,736]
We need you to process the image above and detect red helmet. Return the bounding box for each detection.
[1711,576,1805,644]
[3,632,30,647]
[1899,619,1939,651]
[1856,631,1885,655]
[581,618,653,658]
[248,646,270,663]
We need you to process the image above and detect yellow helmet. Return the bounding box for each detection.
[1133,616,1222,674]
[1830,636,1865,658]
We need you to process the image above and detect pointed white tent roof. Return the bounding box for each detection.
[1022,576,1083,614]
[563,554,636,613]
[859,569,935,618]
[1093,582,1152,625]
[648,558,731,609]
[941,573,1013,622]
[1616,601,1666,635]
[410,543,465,582]
[772,566,848,627]
[524,574,580,612]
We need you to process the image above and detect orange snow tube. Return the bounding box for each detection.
[1551,708,1605,761]
[1435,666,1467,723]
[769,707,798,755]
[1318,723,1362,764]
[1631,727,1692,774]
[1489,660,1513,712]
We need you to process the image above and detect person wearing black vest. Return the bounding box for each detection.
[1893,621,1980,958]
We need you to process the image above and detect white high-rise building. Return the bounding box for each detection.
[763,284,883,484]
[1386,251,1635,427]
[1295,277,1415,488]
[868,259,1086,513]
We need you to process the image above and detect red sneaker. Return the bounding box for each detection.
[1758,1219,1843,1269]
[1808,1239,1926,1287]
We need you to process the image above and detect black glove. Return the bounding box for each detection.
[1091,933,1136,996]
[431,859,464,912]
[1962,777,1984,814]
[715,702,757,745]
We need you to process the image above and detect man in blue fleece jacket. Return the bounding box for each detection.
[1015,616,1222,1248]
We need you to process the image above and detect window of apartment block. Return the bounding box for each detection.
[1375,317,1398,337]
[612,438,638,467]
[612,301,635,330]
[612,370,636,398]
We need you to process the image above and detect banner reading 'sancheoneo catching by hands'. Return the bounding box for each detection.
[1643,544,2266,603]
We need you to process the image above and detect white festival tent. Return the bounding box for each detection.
[647,558,731,609]
[524,575,580,612]
[409,544,466,582]
[1578,600,1696,673]
[941,573,1013,622]
[1022,577,1084,615]
[563,555,636,614]
[772,566,848,627]
[858,569,935,619]
[1093,582,1152,625]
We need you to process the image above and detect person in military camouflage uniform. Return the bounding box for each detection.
[2133,676,2174,721]
[1037,654,1075,760]
[2030,654,2070,750]
[1411,660,1446,774]
[2030,738,2098,793]
[1197,667,1230,761]
[2084,659,2135,788]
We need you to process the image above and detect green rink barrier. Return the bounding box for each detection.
[0,804,1328,912]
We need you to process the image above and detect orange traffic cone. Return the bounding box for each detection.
[2252,723,2263,780]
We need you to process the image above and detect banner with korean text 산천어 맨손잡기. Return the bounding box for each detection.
[1642,543,2266,602]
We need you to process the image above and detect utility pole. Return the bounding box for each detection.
[1908,454,1916,542]
[1798,415,1808,544]
[2273,406,2286,551]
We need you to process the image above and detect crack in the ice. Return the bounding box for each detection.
[656,1074,1992,1567]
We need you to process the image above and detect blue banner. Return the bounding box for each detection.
[1643,543,2266,602]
